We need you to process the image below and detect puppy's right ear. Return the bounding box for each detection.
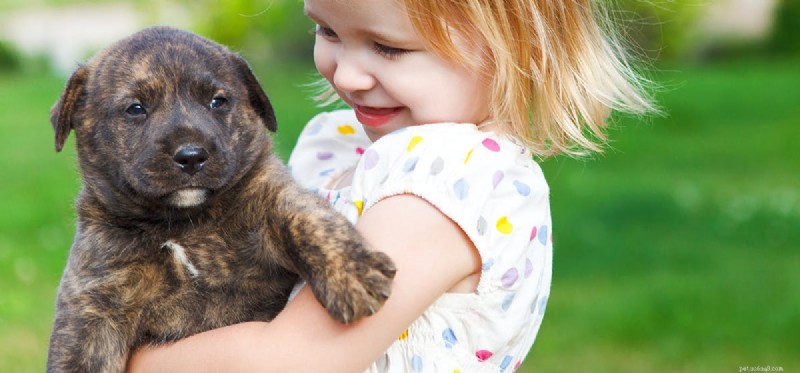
[51,66,89,152]
[229,54,277,132]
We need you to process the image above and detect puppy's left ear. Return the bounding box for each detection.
[230,54,277,132]
[51,65,89,152]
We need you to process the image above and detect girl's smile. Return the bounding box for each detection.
[353,104,404,128]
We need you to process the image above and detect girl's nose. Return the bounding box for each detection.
[333,51,376,93]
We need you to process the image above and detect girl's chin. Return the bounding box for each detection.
[362,125,399,142]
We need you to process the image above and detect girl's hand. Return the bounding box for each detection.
[127,194,481,372]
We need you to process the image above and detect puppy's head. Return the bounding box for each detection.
[51,26,276,212]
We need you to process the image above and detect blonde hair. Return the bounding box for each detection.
[405,0,657,157]
[317,0,657,157]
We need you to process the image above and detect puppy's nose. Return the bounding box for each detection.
[173,145,209,175]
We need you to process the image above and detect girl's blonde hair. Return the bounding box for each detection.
[403,0,656,157]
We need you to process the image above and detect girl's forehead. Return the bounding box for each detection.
[304,0,407,19]
[305,0,395,9]
[305,0,415,37]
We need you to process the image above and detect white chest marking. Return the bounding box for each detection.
[162,240,200,278]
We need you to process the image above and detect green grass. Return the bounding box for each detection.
[1,57,797,372]
[529,57,800,372]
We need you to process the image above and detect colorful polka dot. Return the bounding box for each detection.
[411,355,423,372]
[337,124,356,135]
[477,217,488,236]
[453,179,469,200]
[442,328,458,349]
[538,295,549,315]
[501,294,515,311]
[363,149,379,170]
[530,226,538,241]
[537,225,549,245]
[513,180,531,196]
[501,268,519,288]
[305,122,322,136]
[354,200,364,216]
[500,355,513,371]
[407,135,424,152]
[482,138,500,152]
[464,149,474,164]
[316,151,334,161]
[399,329,409,340]
[492,171,504,189]
[476,350,494,362]
[355,147,365,155]
[538,295,549,316]
[482,258,495,272]
[403,157,419,173]
[496,216,513,234]
[525,258,533,278]
[430,157,445,175]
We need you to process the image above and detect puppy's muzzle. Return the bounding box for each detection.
[173,145,209,176]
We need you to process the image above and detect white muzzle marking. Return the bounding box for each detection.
[169,188,208,208]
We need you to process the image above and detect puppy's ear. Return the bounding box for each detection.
[230,54,277,132]
[51,66,89,152]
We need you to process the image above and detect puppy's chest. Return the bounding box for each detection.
[158,233,262,285]
[136,233,293,342]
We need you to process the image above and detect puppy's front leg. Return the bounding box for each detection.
[263,164,396,324]
[47,272,133,373]
[47,233,145,373]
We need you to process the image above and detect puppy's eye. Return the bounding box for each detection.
[210,96,228,110]
[126,103,147,117]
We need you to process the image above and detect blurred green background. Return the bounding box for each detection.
[1,0,798,372]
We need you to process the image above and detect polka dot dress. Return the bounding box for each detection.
[288,110,553,372]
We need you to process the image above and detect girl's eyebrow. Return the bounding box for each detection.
[303,7,320,22]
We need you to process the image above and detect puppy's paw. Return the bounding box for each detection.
[311,248,396,324]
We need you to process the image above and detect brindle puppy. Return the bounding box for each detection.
[46,26,395,373]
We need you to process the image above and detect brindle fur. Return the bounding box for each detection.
[46,26,395,373]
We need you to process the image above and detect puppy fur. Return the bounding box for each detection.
[46,26,395,373]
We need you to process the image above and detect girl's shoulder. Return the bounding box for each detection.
[352,122,549,218]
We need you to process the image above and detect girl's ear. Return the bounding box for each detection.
[229,54,277,132]
[51,65,89,152]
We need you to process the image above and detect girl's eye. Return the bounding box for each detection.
[126,103,147,117]
[372,43,410,59]
[210,96,228,110]
[315,25,338,40]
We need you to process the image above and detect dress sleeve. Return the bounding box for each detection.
[287,109,372,191]
[348,124,551,292]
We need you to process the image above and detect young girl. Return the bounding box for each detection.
[128,0,653,371]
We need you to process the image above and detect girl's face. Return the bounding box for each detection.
[305,0,491,141]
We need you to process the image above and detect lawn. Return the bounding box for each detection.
[0,56,797,372]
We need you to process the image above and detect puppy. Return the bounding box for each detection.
[46,26,395,373]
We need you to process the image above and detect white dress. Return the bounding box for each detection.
[288,110,553,372]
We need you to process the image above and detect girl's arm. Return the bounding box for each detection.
[127,194,481,373]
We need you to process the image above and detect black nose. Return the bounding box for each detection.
[173,145,209,175]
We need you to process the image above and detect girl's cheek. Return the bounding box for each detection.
[313,42,336,81]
